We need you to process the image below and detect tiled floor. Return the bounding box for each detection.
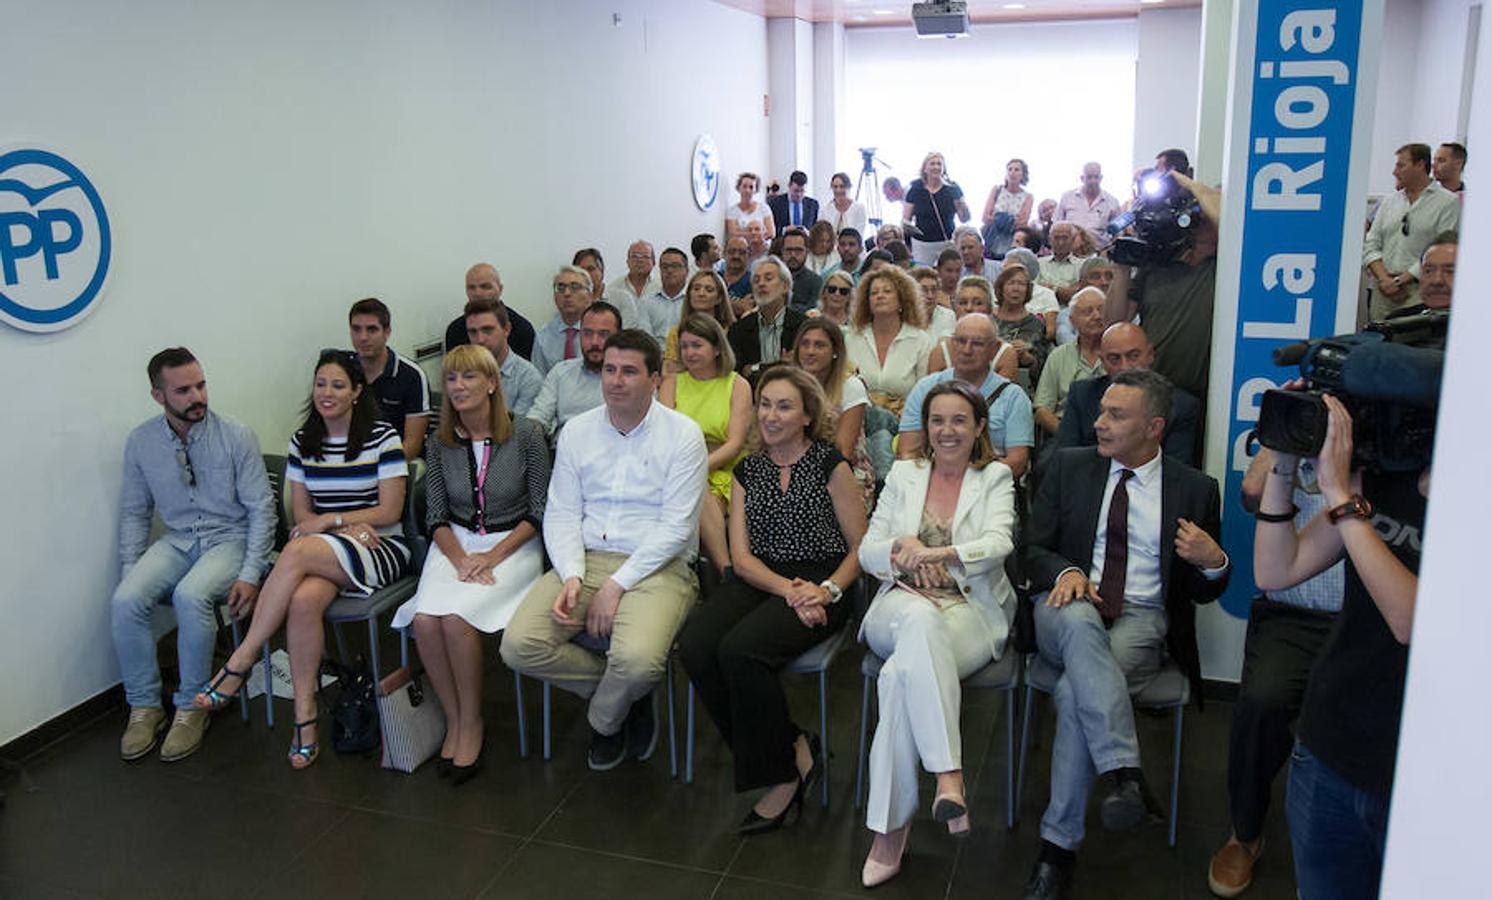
[0,638,1299,899]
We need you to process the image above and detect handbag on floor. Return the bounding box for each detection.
[328,657,380,755]
[377,666,446,773]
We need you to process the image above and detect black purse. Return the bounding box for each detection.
[327,657,380,755]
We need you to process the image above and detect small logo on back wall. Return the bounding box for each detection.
[0,148,112,333]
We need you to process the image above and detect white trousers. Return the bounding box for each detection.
[862,588,993,833]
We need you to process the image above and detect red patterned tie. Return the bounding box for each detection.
[563,327,578,359]
[1095,469,1134,625]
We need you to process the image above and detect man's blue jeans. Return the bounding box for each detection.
[111,540,244,709]
[1287,739,1390,900]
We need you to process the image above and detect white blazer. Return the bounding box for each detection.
[858,458,1017,661]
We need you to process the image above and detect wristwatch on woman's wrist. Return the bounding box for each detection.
[1327,495,1373,524]
[819,580,843,605]
[333,513,344,528]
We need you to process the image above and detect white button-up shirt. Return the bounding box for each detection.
[1077,451,1227,609]
[544,401,708,590]
[641,287,687,343]
[527,359,602,436]
[1362,181,1461,280]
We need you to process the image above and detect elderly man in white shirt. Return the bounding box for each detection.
[1362,142,1461,321]
[502,329,708,772]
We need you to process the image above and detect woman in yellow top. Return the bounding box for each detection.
[663,269,737,375]
[659,313,754,576]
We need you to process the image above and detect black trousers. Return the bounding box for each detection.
[677,566,848,793]
[1227,597,1336,842]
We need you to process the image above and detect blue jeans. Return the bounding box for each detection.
[111,540,244,709]
[1287,740,1389,900]
[1034,595,1167,850]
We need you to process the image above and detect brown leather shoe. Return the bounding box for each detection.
[1208,835,1263,898]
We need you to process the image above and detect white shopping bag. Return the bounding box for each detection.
[246,649,337,699]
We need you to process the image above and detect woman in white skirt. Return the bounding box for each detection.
[392,345,549,783]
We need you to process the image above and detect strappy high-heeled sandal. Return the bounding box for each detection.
[288,718,320,770]
[193,665,247,711]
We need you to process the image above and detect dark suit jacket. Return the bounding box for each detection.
[1026,447,1228,705]
[767,194,820,236]
[1054,375,1201,466]
[727,306,807,377]
[444,308,536,361]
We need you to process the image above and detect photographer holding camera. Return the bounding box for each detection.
[1104,154,1223,408]
[1253,396,1428,900]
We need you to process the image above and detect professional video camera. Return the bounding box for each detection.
[1107,170,1201,266]
[1254,312,1447,472]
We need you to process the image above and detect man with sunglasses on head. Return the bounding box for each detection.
[112,348,275,763]
[1362,143,1460,322]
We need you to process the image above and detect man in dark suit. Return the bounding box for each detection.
[778,226,823,314]
[1021,369,1229,900]
[766,170,819,237]
[1055,322,1200,465]
[727,255,805,382]
[443,263,536,360]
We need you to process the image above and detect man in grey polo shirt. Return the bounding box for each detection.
[113,348,275,762]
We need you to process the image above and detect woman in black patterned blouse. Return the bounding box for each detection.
[679,366,867,835]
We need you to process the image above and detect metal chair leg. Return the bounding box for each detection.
[542,681,552,760]
[1169,705,1184,848]
[262,644,275,728]
[855,673,872,810]
[228,617,249,724]
[514,671,529,758]
[1016,684,1037,820]
[332,622,349,664]
[398,626,409,669]
[818,669,831,808]
[366,618,382,681]
[665,659,677,778]
[685,682,696,784]
[1006,684,1015,829]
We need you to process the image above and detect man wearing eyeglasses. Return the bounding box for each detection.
[1363,143,1461,322]
[533,265,599,375]
[113,348,275,763]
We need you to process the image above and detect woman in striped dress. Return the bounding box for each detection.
[195,349,410,769]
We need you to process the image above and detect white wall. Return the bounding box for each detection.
[1134,7,1205,173]
[0,0,769,745]
[845,20,1139,215]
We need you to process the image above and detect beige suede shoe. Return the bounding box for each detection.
[120,707,167,761]
[159,709,211,762]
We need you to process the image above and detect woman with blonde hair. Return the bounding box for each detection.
[902,152,972,265]
[659,313,753,576]
[843,266,934,418]
[663,268,737,375]
[679,366,866,835]
[390,344,550,782]
[810,270,856,328]
[791,319,876,509]
[725,172,776,246]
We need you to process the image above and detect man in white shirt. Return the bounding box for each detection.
[502,329,708,771]
[606,240,662,308]
[528,302,619,438]
[640,247,690,343]
[575,247,640,328]
[1056,162,1122,251]
[1037,223,1087,305]
[1362,143,1461,320]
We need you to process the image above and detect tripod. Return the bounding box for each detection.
[854,148,888,228]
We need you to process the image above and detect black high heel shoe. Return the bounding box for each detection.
[435,757,454,778]
[450,753,484,787]
[799,732,825,798]
[738,777,806,835]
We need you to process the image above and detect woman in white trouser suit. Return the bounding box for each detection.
[856,380,1016,887]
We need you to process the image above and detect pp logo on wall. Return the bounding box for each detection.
[0,148,112,333]
[692,135,720,211]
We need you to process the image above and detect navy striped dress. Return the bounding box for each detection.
[287,421,412,595]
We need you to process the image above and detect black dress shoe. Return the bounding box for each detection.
[799,732,824,795]
[588,727,628,771]
[1100,767,1158,831]
[738,777,806,836]
[1022,860,1071,900]
[450,754,484,786]
[435,757,454,778]
[625,692,660,762]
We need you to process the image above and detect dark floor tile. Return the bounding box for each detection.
[256,808,522,900]
[483,840,722,900]
[712,875,857,899]
[0,775,345,899]
[0,874,102,899]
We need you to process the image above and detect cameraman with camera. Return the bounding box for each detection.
[1103,154,1223,408]
[1253,395,1427,900]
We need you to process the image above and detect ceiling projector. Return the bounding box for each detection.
[913,1,970,38]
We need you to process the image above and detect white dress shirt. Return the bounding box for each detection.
[1362,181,1461,280]
[844,323,935,399]
[641,288,687,343]
[1080,451,1227,609]
[543,401,708,591]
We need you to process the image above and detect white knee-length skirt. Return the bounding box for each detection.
[390,524,544,633]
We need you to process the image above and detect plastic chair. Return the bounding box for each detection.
[852,649,1021,827]
[1015,654,1189,847]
